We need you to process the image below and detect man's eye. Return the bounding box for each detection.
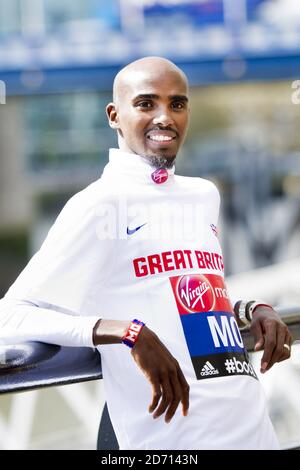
[136,101,152,108]
[172,101,185,109]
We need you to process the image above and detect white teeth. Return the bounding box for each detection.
[148,135,173,142]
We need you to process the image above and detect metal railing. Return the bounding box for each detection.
[0,344,102,394]
[0,306,299,450]
[0,307,299,394]
[0,307,300,394]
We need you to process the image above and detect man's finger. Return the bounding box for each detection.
[149,380,162,413]
[165,373,182,423]
[278,331,292,362]
[252,321,264,352]
[177,367,189,417]
[272,322,287,364]
[260,322,277,373]
[254,337,264,351]
[266,324,291,368]
[153,377,173,419]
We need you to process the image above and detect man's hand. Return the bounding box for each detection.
[250,306,292,373]
[131,326,190,423]
[93,319,189,423]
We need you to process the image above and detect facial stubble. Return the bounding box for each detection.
[142,154,176,169]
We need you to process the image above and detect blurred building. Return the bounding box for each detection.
[0,0,300,449]
[0,1,299,283]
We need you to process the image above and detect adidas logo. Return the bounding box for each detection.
[200,361,219,376]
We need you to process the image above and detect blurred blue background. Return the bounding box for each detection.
[0,0,300,450]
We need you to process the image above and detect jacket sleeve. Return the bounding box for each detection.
[0,182,115,347]
[0,298,100,347]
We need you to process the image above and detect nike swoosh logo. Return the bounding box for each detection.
[127,223,147,236]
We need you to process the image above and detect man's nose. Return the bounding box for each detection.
[152,109,174,127]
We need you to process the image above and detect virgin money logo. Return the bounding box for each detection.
[170,274,233,315]
[176,274,215,313]
[151,168,168,184]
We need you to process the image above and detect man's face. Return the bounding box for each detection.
[107,68,189,163]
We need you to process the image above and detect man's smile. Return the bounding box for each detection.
[146,128,178,146]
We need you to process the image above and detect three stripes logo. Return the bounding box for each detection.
[200,360,219,377]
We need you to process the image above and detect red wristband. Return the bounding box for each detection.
[122,319,145,348]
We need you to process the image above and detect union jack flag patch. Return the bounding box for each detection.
[210,224,218,237]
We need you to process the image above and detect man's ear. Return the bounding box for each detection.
[106,102,119,129]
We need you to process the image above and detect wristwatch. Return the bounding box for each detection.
[234,299,272,329]
[234,300,251,329]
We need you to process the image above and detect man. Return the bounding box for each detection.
[0,57,292,449]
